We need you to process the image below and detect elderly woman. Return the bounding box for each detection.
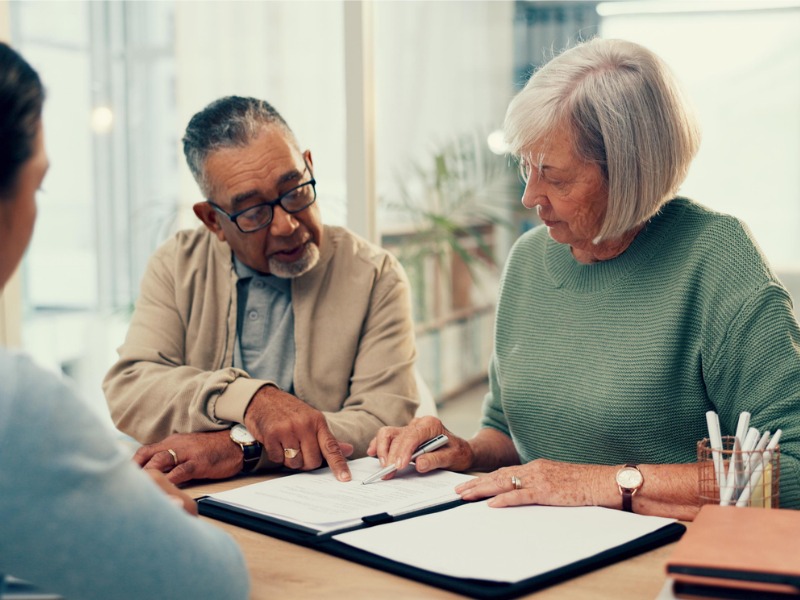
[369,38,800,520]
[0,42,248,599]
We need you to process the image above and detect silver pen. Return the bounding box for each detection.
[362,434,449,485]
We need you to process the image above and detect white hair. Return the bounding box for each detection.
[505,37,701,242]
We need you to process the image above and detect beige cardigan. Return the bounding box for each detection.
[103,225,418,457]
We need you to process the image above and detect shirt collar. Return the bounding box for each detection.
[233,255,291,294]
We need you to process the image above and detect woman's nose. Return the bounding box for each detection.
[269,205,299,237]
[521,179,547,210]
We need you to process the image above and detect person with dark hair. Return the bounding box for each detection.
[103,95,418,484]
[0,42,249,600]
[370,38,800,519]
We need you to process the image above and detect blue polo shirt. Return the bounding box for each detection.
[232,256,295,393]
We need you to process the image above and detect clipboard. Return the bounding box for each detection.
[198,495,685,599]
[197,494,467,545]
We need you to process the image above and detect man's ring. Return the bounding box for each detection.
[284,448,300,459]
[511,475,522,490]
[167,448,178,466]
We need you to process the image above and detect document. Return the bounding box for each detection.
[205,456,475,534]
[334,502,677,583]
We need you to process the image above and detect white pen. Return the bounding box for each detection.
[734,412,751,445]
[726,412,751,503]
[362,434,449,485]
[705,411,725,492]
[736,427,762,498]
[744,430,771,486]
[736,429,781,507]
[720,436,741,506]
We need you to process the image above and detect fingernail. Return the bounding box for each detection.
[339,472,351,482]
[379,457,386,467]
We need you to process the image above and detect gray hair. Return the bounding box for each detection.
[504,38,701,242]
[182,96,298,198]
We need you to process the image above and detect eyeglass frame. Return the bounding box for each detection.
[206,158,317,234]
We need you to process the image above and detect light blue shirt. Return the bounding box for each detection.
[0,349,249,599]
[233,257,295,392]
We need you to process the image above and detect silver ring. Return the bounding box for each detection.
[283,447,300,459]
[167,448,178,466]
[511,475,522,490]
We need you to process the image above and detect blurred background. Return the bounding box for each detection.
[1,0,798,432]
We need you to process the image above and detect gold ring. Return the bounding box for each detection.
[167,448,178,466]
[283,448,300,459]
[511,475,522,490]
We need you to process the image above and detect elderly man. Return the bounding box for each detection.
[103,96,418,484]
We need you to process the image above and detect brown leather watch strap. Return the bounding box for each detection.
[622,486,634,513]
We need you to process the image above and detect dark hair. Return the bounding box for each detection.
[0,42,45,198]
[182,96,296,198]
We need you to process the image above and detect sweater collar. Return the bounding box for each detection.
[544,197,688,292]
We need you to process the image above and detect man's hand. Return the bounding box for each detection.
[143,469,199,515]
[367,416,475,480]
[244,385,353,481]
[134,430,243,485]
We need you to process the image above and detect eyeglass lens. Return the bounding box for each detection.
[236,182,315,232]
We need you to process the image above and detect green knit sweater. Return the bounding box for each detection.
[481,197,800,508]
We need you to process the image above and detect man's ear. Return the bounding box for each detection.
[193,202,227,242]
[304,149,313,170]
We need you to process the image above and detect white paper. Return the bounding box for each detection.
[334,502,676,583]
[208,456,475,534]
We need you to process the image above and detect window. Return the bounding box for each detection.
[9,1,348,421]
[9,0,797,418]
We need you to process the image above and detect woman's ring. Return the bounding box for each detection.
[284,448,300,459]
[511,475,522,490]
[167,448,178,466]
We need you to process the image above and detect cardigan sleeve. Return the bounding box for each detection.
[103,235,265,444]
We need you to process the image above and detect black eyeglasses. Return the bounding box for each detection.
[208,159,317,233]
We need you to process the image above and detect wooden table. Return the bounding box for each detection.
[187,475,680,600]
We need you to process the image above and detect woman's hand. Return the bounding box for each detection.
[367,416,476,479]
[456,459,605,508]
[455,460,701,520]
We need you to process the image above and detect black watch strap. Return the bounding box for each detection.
[240,442,262,473]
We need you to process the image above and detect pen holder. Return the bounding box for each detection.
[697,437,780,508]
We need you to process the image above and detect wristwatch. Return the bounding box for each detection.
[615,464,644,512]
[230,423,262,473]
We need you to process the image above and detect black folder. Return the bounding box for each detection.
[198,496,685,599]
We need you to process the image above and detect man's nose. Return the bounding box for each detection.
[269,205,299,237]
[520,178,548,210]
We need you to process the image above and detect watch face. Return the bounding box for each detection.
[617,467,643,489]
[231,423,256,445]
